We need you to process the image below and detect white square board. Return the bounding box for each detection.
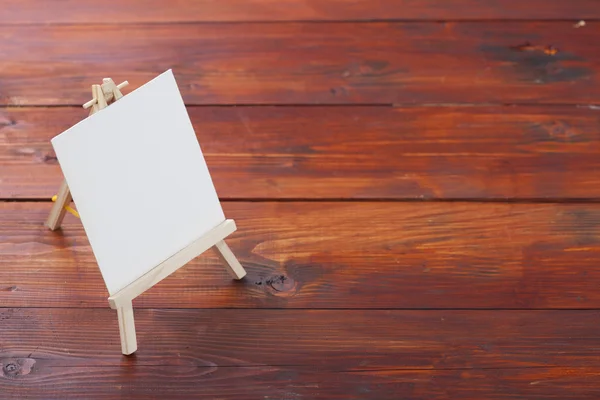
[51,70,225,295]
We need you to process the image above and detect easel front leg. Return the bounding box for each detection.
[45,180,72,230]
[115,299,138,355]
[213,240,247,280]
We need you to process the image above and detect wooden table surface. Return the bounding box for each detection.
[2,1,600,398]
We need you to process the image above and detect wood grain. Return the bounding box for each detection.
[2,309,600,398]
[4,1,599,397]
[3,202,600,309]
[0,23,598,106]
[1,308,600,368]
[4,106,600,200]
[2,366,600,400]
[3,0,599,23]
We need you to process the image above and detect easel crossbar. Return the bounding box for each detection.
[108,219,238,308]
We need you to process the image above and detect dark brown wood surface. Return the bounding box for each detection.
[2,1,600,398]
[3,365,600,399]
[2,308,600,398]
[4,106,600,200]
[2,202,600,309]
[4,308,598,368]
[3,0,599,22]
[0,23,598,106]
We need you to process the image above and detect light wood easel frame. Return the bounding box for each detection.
[46,78,247,355]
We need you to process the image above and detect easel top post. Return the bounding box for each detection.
[83,78,129,110]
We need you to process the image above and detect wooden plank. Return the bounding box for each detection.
[1,308,600,398]
[1,309,600,369]
[0,23,598,106]
[2,0,599,23]
[2,365,600,399]
[2,202,600,309]
[4,106,600,200]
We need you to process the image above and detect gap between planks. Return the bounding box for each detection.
[3,103,600,108]
[5,198,600,204]
[2,307,600,311]
[0,19,598,27]
[0,364,585,371]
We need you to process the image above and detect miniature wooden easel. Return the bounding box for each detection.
[46,78,247,355]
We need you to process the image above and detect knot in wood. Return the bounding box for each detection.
[266,275,295,293]
[1,358,35,379]
[4,363,17,374]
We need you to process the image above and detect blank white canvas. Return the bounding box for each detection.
[51,70,225,295]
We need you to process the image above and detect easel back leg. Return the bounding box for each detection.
[213,240,247,280]
[46,180,72,230]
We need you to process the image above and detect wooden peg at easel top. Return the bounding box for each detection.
[101,78,126,102]
[83,79,129,110]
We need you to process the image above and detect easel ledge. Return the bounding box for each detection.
[107,219,245,356]
[108,219,243,309]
